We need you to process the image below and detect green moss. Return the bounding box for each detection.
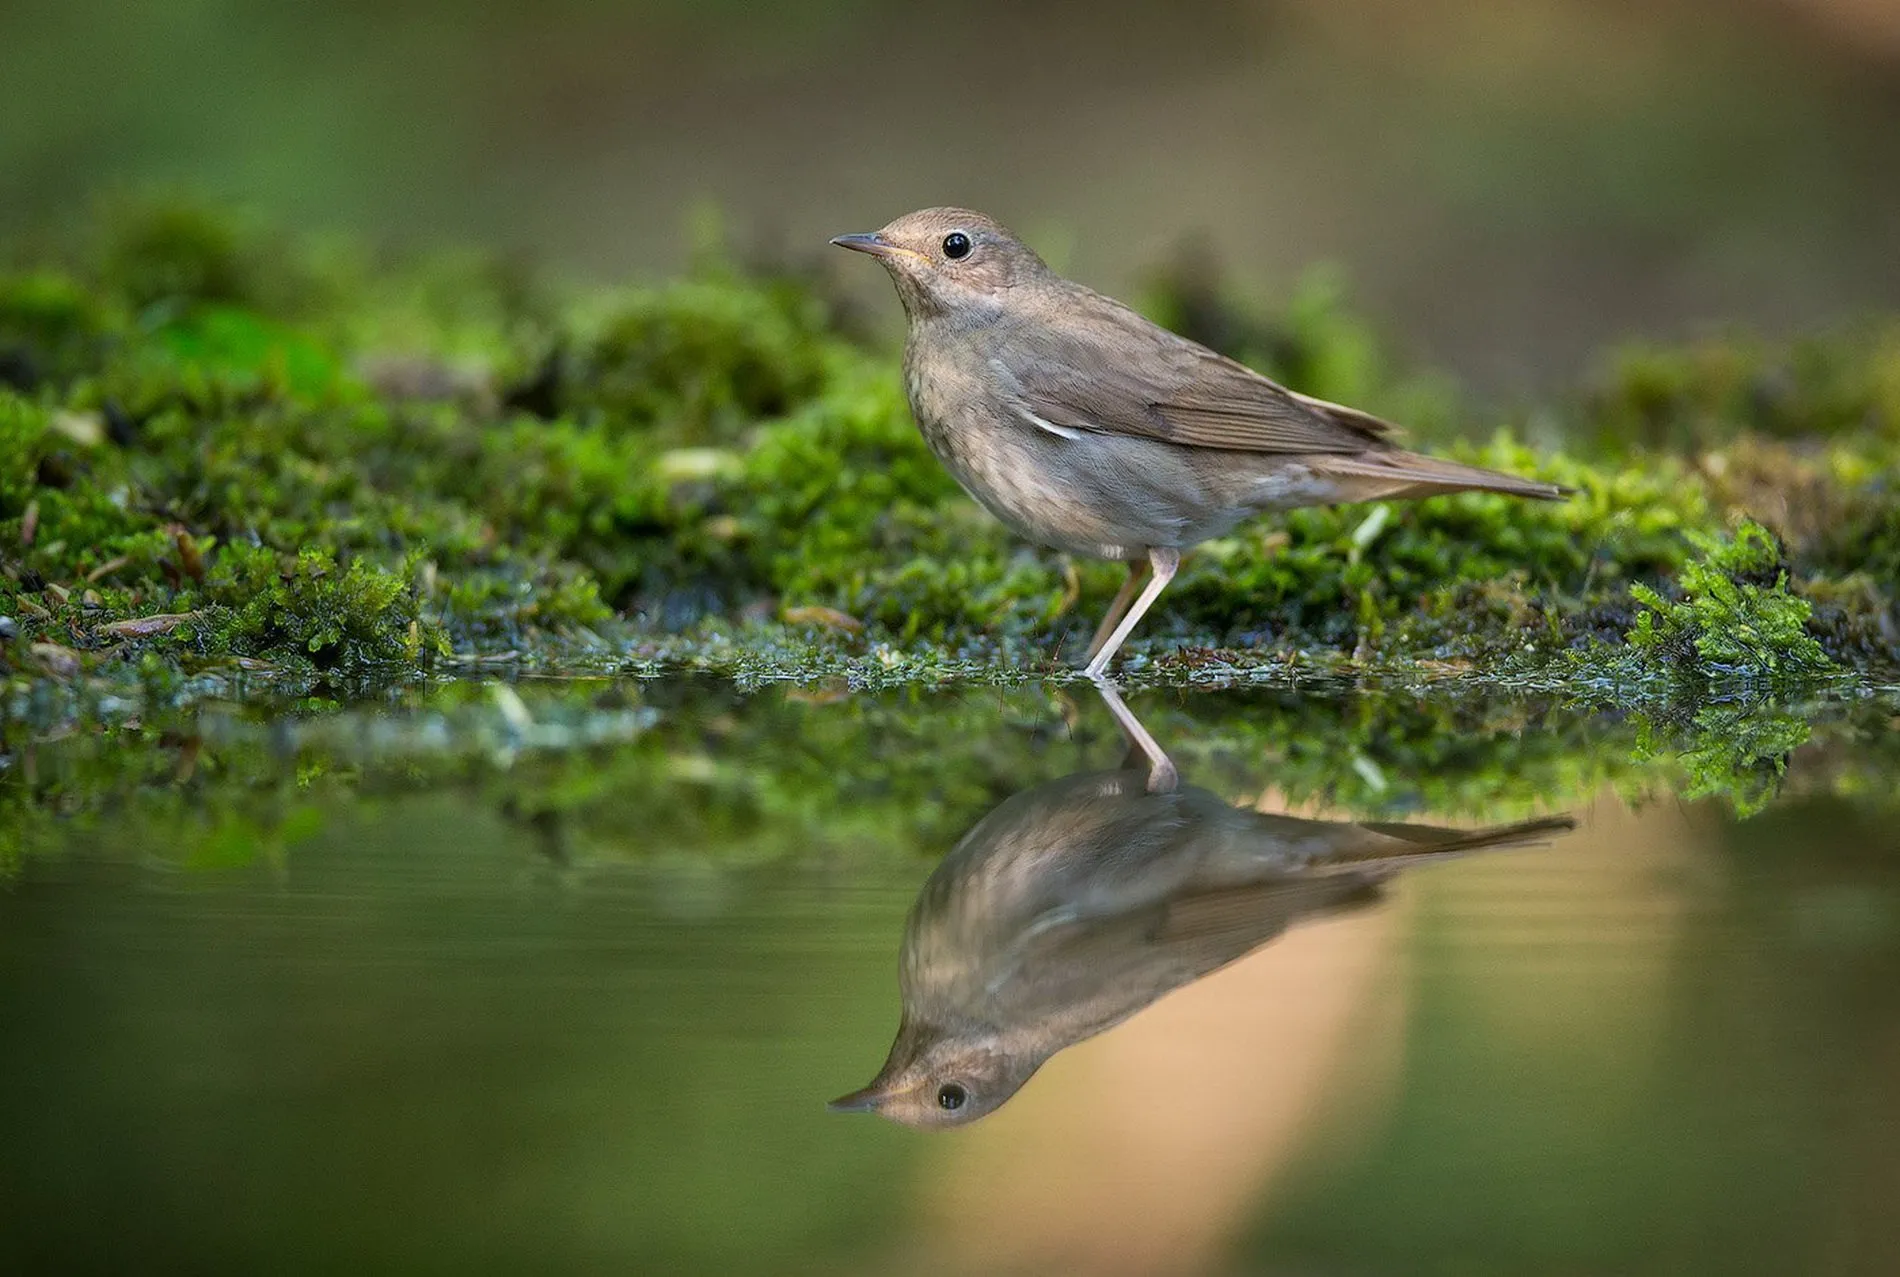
[186,543,443,674]
[562,280,832,439]
[100,200,257,308]
[0,269,121,385]
[145,305,342,400]
[1620,521,1836,684]
[93,197,321,314]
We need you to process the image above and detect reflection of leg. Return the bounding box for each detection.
[1091,675,1177,793]
[1082,547,1180,681]
[1085,560,1151,663]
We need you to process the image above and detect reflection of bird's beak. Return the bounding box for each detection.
[829,232,896,258]
[826,1084,887,1114]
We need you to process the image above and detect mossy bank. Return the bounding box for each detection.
[3,200,1899,699]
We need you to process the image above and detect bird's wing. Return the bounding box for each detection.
[1003,875,1374,995]
[998,287,1399,455]
[1148,877,1381,970]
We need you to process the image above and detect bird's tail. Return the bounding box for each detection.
[1316,449,1572,502]
[1305,814,1577,875]
[1357,815,1579,855]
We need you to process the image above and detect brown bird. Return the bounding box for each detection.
[832,208,1567,677]
[828,683,1575,1128]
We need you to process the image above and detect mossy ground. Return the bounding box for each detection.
[2,198,1898,702]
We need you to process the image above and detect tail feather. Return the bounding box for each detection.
[1317,449,1572,502]
[1304,815,1578,875]
[1358,815,1579,855]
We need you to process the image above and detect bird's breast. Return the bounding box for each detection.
[901,336,1155,559]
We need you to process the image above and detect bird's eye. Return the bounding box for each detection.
[941,232,972,260]
[937,1083,968,1111]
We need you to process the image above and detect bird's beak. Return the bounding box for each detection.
[829,231,900,260]
[826,1084,887,1114]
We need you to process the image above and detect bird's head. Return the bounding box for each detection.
[830,207,1050,320]
[827,1017,1043,1129]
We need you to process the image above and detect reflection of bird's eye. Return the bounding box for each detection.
[937,1083,968,1111]
[942,232,972,260]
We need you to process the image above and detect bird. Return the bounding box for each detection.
[831,208,1568,678]
[827,682,1575,1128]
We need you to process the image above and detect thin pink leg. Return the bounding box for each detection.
[1086,560,1151,663]
[1083,547,1180,680]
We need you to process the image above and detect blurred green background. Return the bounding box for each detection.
[4,0,1897,390]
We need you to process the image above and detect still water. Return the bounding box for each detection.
[3,678,1898,1274]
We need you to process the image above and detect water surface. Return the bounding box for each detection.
[3,679,1897,1274]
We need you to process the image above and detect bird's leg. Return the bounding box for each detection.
[1082,547,1180,680]
[1090,676,1177,793]
[1085,560,1151,663]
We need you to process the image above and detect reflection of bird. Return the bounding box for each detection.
[831,208,1567,676]
[831,684,1573,1129]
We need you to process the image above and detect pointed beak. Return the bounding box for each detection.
[826,1084,887,1114]
[829,231,898,260]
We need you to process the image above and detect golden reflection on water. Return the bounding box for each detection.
[890,791,1703,1275]
[912,908,1403,1276]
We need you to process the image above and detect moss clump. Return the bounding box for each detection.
[102,201,257,309]
[189,544,441,673]
[560,280,832,439]
[1621,521,1836,685]
[0,391,444,678]
[91,198,327,315]
[0,270,121,388]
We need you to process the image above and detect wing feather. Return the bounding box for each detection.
[997,287,1398,454]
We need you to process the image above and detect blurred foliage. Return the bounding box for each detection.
[0,197,1895,700]
[1588,325,1900,450]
